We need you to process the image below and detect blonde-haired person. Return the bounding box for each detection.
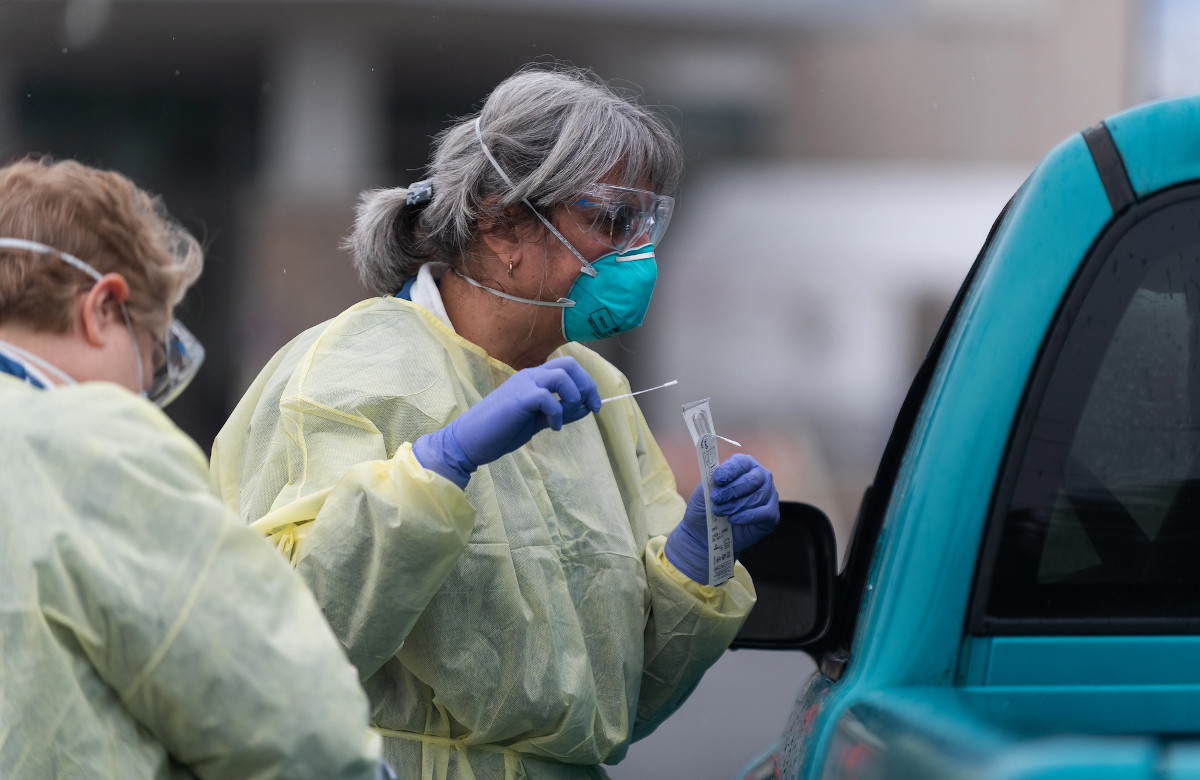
[0,157,395,780]
[212,65,779,778]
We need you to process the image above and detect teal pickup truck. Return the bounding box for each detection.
[734,93,1200,779]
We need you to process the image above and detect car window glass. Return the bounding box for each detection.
[983,193,1200,627]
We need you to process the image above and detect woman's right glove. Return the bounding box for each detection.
[664,453,780,584]
[413,355,601,488]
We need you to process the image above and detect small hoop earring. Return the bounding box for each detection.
[507,260,514,277]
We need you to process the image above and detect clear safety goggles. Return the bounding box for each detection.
[0,237,204,407]
[146,319,204,407]
[566,184,675,253]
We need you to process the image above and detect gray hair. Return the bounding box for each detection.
[347,64,685,295]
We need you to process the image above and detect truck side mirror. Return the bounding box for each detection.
[729,500,837,650]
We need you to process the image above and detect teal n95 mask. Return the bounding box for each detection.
[561,243,656,340]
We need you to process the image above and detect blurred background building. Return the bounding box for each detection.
[0,0,1190,776]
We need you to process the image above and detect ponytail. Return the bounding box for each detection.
[346,185,435,295]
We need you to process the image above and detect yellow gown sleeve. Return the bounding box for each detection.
[32,385,384,779]
[625,399,758,742]
[634,541,756,740]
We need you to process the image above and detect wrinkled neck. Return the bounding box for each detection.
[438,268,567,370]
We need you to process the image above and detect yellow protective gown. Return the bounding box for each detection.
[0,376,383,779]
[211,296,757,779]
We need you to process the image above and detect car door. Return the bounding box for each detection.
[963,131,1200,739]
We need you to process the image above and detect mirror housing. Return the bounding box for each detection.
[729,500,837,650]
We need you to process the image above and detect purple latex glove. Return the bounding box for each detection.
[664,454,780,584]
[413,356,600,488]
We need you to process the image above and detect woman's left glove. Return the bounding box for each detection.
[664,454,780,584]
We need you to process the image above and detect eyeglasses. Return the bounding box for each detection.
[146,320,205,407]
[566,184,675,252]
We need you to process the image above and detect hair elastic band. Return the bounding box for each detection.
[406,180,433,205]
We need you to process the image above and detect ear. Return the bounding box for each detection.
[77,273,130,347]
[476,199,529,260]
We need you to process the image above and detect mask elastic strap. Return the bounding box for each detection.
[473,118,597,278]
[0,238,101,281]
[0,338,76,386]
[454,270,575,308]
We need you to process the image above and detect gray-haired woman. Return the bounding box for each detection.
[212,64,779,779]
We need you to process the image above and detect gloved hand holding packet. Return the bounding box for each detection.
[665,398,780,584]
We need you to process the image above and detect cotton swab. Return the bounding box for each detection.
[599,381,739,447]
[600,379,678,403]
